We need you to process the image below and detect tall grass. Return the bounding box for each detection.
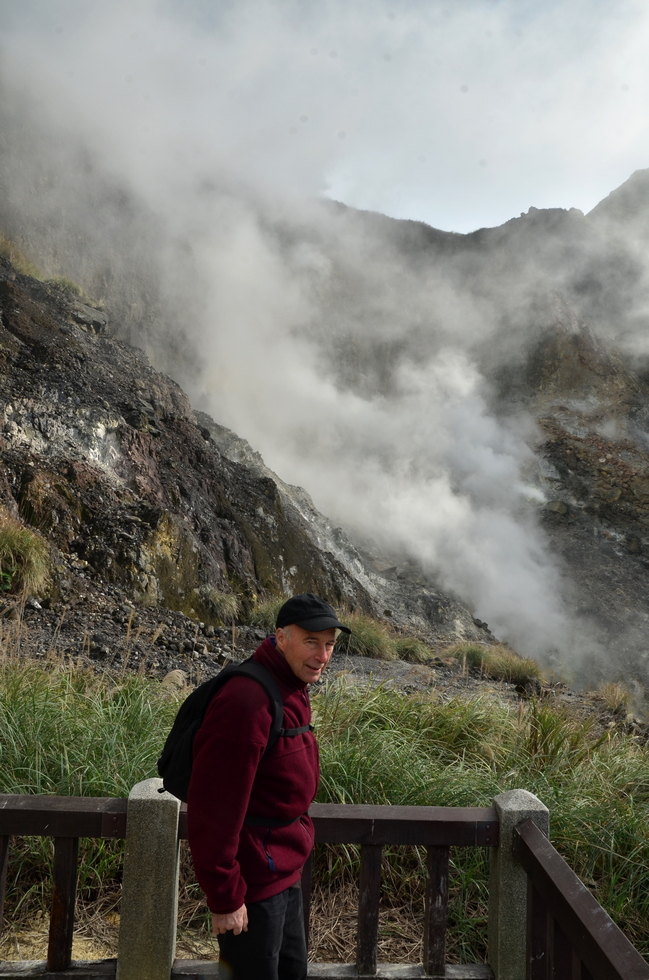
[192,587,240,625]
[392,636,434,664]
[43,277,86,299]
[0,665,180,925]
[314,684,649,955]
[0,666,176,796]
[0,234,42,279]
[243,596,286,631]
[2,665,649,959]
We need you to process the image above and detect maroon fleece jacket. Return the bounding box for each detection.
[186,637,319,914]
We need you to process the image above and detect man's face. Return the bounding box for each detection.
[275,624,336,684]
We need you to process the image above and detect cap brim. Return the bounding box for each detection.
[293,616,352,634]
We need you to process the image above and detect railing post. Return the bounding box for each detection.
[47,837,80,971]
[116,778,180,980]
[488,789,549,980]
[423,845,449,977]
[357,844,382,976]
[0,836,9,941]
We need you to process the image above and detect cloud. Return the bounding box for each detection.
[3,0,649,230]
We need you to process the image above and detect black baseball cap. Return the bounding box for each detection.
[276,594,351,634]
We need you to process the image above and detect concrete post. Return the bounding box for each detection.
[117,777,181,980]
[488,789,549,980]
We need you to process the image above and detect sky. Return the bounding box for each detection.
[2,0,649,232]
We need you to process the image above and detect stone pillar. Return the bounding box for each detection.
[488,789,549,980]
[117,778,181,980]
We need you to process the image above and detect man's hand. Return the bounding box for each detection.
[211,905,248,935]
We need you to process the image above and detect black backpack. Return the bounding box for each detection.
[156,658,311,803]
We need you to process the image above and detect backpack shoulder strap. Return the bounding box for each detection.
[213,659,285,755]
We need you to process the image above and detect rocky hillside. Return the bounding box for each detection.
[0,255,488,670]
[5,167,649,691]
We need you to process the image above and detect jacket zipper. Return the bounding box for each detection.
[263,828,276,871]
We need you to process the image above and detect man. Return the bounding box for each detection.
[187,593,351,980]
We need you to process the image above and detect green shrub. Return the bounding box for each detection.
[0,234,42,279]
[446,642,542,686]
[0,511,50,596]
[336,610,397,660]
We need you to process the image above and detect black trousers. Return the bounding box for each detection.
[217,882,307,980]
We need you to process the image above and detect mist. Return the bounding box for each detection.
[2,0,649,672]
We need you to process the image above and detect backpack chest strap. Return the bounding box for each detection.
[279,724,314,737]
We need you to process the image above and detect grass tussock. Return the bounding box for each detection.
[446,642,543,686]
[243,596,287,632]
[336,611,398,661]
[392,636,434,664]
[192,587,240,625]
[599,681,630,715]
[3,665,649,960]
[43,277,87,300]
[0,511,50,597]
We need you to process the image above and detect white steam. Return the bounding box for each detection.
[185,199,571,655]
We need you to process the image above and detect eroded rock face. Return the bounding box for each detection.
[0,257,376,617]
[0,256,487,646]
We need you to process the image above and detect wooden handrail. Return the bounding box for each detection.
[0,795,127,838]
[513,818,649,980]
[309,803,498,846]
[0,794,498,846]
[0,794,498,978]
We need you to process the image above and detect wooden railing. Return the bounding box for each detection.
[0,794,496,979]
[1,793,648,979]
[513,819,649,980]
[306,802,497,977]
[0,796,127,972]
